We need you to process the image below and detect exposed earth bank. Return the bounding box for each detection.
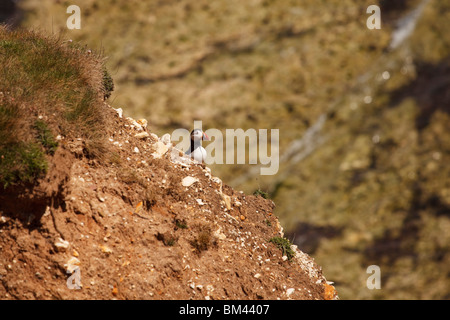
[0,104,336,300]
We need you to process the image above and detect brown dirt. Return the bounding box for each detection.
[0,104,336,300]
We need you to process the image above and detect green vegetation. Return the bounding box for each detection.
[175,218,188,230]
[268,236,295,261]
[34,120,58,155]
[253,189,269,199]
[0,26,113,188]
[0,142,47,188]
[102,67,114,100]
[156,232,177,247]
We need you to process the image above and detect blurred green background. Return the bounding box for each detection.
[5,0,450,299]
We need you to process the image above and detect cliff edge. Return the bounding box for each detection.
[0,27,336,300]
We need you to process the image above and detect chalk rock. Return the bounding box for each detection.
[222,193,231,210]
[161,133,171,145]
[196,199,205,206]
[213,226,227,241]
[182,176,199,187]
[151,141,169,158]
[113,108,123,118]
[99,244,113,255]
[134,132,149,139]
[150,133,159,140]
[170,148,193,167]
[137,119,148,129]
[125,117,144,131]
[211,177,222,187]
[64,257,80,273]
[54,237,70,252]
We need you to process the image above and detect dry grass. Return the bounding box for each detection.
[190,224,217,254]
[0,26,113,187]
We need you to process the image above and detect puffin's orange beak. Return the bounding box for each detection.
[202,132,210,141]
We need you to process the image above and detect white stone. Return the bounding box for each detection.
[213,227,227,240]
[137,119,148,128]
[161,133,171,145]
[126,117,143,131]
[134,132,149,139]
[286,288,295,296]
[151,141,169,158]
[182,176,199,187]
[54,238,70,251]
[170,148,193,167]
[211,177,222,186]
[222,193,231,210]
[150,133,159,140]
[113,108,123,118]
[64,257,80,273]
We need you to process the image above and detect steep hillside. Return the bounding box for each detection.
[0,28,336,300]
[12,0,450,299]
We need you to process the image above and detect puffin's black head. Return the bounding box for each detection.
[190,129,209,141]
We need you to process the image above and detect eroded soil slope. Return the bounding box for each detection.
[0,104,336,300]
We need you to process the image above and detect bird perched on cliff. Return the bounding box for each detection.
[185,129,209,163]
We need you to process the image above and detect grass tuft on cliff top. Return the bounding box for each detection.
[0,26,114,188]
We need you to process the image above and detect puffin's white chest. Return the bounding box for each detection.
[186,146,207,163]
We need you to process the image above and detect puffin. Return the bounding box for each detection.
[185,129,209,163]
